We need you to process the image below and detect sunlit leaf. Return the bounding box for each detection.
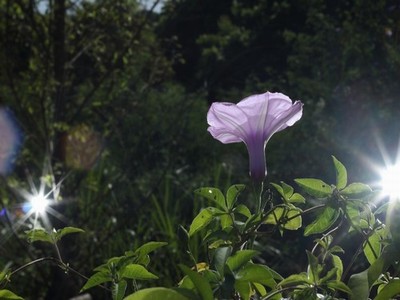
[332,156,347,190]
[113,279,127,300]
[25,229,54,244]
[56,227,84,241]
[226,184,245,209]
[81,272,111,292]
[288,193,305,203]
[234,204,251,218]
[226,250,259,273]
[235,263,276,288]
[278,273,310,287]
[304,206,339,236]
[120,264,158,280]
[189,207,216,236]
[0,289,23,300]
[295,178,332,198]
[195,188,226,210]
[133,241,168,258]
[326,280,352,295]
[124,287,191,300]
[341,183,372,196]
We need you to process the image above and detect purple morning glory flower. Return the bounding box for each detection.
[207,92,303,182]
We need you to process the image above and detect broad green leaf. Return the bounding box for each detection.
[363,230,384,265]
[348,269,369,300]
[25,229,54,244]
[113,279,127,300]
[189,207,215,236]
[179,265,213,300]
[56,227,84,241]
[81,272,111,292]
[332,254,343,280]
[0,289,24,300]
[281,182,294,198]
[304,206,339,236]
[288,193,306,204]
[326,280,352,295]
[341,183,372,196]
[226,250,259,273]
[270,183,284,198]
[226,184,245,209]
[234,204,251,218]
[124,287,190,300]
[253,282,267,297]
[133,241,168,258]
[264,207,302,230]
[234,281,251,300]
[214,246,232,275]
[374,278,400,300]
[306,251,319,283]
[332,156,347,190]
[295,178,332,198]
[220,213,233,229]
[278,273,310,287]
[121,264,158,280]
[195,188,226,210]
[235,264,275,288]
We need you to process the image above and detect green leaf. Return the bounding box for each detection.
[326,280,352,295]
[281,182,294,198]
[332,156,347,190]
[332,254,343,280]
[235,264,275,288]
[288,193,306,204]
[179,265,213,300]
[295,178,332,198]
[55,227,84,241]
[374,278,400,300]
[121,264,158,280]
[81,272,111,292]
[226,184,245,209]
[234,204,251,218]
[226,250,259,273]
[234,281,251,300]
[189,207,216,236]
[278,273,310,287]
[306,251,319,283]
[341,183,372,196]
[220,213,233,229]
[363,229,384,265]
[133,241,168,258]
[124,287,190,300]
[195,188,226,210]
[25,229,54,244]
[213,246,232,275]
[271,183,284,198]
[348,269,369,300]
[264,207,302,230]
[113,279,127,300]
[304,206,339,236]
[0,290,24,300]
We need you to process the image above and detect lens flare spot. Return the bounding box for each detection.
[0,107,23,175]
[379,164,400,200]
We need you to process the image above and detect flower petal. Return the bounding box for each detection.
[207,102,250,143]
[263,98,303,140]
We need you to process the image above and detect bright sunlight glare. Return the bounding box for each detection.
[29,194,49,214]
[379,164,400,200]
